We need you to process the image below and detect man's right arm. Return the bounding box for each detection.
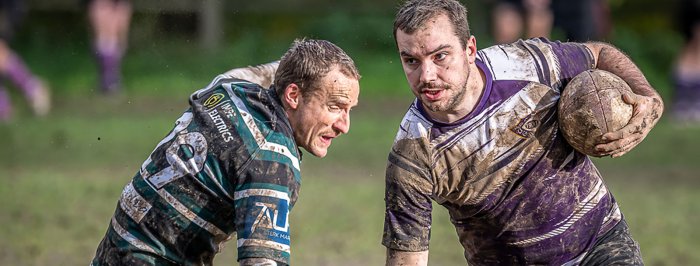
[223,61,279,88]
[386,249,429,266]
[382,138,434,266]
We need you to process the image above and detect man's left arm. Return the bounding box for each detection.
[584,42,664,158]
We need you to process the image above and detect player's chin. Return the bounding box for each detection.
[310,149,328,158]
[422,101,447,113]
[308,143,330,158]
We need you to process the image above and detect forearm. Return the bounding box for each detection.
[588,42,664,122]
[386,248,429,266]
[223,61,279,88]
[584,42,665,157]
[239,258,281,266]
[592,43,658,98]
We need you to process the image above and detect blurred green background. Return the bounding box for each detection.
[0,0,698,265]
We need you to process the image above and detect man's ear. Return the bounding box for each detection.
[283,83,301,110]
[466,35,477,63]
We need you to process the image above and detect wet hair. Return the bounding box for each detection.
[274,39,360,98]
[393,0,471,49]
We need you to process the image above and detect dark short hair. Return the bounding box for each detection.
[393,0,471,49]
[274,39,360,97]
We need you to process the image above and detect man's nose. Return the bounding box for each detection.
[333,111,350,134]
[419,62,437,84]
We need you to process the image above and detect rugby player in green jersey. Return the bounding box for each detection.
[91,39,360,266]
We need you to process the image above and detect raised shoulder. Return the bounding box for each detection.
[478,38,593,89]
[223,61,280,88]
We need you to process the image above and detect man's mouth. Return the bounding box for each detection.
[320,135,334,145]
[422,89,443,101]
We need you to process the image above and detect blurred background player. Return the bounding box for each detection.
[492,0,611,44]
[550,0,610,42]
[0,0,50,121]
[87,0,131,95]
[672,0,700,123]
[491,0,553,44]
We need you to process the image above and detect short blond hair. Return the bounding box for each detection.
[274,39,360,97]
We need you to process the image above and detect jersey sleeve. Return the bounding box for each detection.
[536,38,595,89]
[226,88,301,265]
[232,134,299,265]
[382,139,434,252]
[234,180,293,265]
[479,38,594,91]
[204,81,298,266]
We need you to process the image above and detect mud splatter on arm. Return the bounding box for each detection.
[586,42,664,157]
[382,139,434,252]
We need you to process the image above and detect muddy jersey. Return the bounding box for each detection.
[92,75,301,265]
[382,38,622,265]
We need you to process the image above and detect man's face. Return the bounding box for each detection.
[287,68,360,158]
[396,13,476,117]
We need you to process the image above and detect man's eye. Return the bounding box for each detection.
[435,53,447,61]
[329,105,341,112]
[403,58,418,65]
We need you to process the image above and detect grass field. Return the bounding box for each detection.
[1,39,699,265]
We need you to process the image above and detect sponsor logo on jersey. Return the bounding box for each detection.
[208,108,235,142]
[511,114,540,138]
[219,102,236,119]
[251,201,290,233]
[204,93,225,109]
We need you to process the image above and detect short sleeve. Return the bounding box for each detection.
[234,184,292,265]
[478,38,594,91]
[232,150,299,266]
[228,87,299,265]
[382,139,434,252]
[538,38,595,89]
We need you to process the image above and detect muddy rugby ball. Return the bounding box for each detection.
[558,69,633,157]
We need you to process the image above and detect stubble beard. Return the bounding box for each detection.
[424,84,467,113]
[422,72,470,114]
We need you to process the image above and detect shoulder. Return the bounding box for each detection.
[479,37,589,58]
[478,38,593,86]
[393,100,432,144]
[192,75,268,108]
[192,75,283,128]
[189,75,295,148]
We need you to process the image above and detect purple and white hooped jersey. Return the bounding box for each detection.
[382,38,622,265]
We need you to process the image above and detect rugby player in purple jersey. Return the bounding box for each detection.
[382,0,663,265]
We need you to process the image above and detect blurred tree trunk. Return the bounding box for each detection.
[200,0,222,50]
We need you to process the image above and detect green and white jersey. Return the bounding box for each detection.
[92,75,301,265]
